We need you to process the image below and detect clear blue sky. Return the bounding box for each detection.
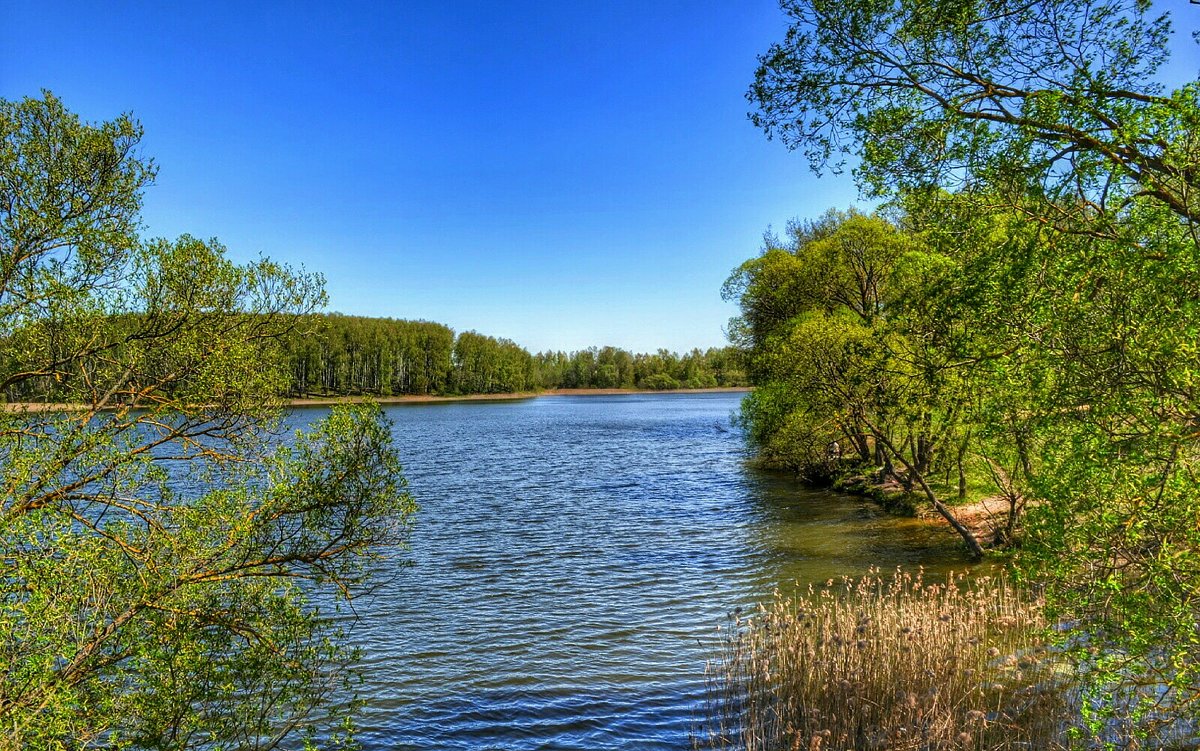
[3,2,1198,353]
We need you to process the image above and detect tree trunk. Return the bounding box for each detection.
[956,434,970,502]
[867,420,985,559]
[855,431,871,462]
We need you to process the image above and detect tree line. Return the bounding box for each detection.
[280,313,747,397]
[0,310,747,403]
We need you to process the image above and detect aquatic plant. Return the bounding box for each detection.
[696,569,1074,750]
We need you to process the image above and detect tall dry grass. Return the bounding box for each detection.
[696,569,1075,751]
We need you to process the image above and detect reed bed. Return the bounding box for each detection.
[696,569,1075,751]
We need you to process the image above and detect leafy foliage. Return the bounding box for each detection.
[0,93,416,748]
[727,210,987,554]
[743,0,1200,736]
[276,316,747,398]
[750,0,1199,222]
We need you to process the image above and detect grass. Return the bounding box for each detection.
[695,569,1076,751]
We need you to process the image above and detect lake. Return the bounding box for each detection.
[287,392,970,750]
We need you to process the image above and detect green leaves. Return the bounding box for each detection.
[0,94,415,749]
[752,1,1191,221]
[750,0,1200,735]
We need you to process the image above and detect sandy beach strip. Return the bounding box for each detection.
[1,387,752,413]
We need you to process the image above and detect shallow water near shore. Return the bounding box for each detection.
[286,392,971,750]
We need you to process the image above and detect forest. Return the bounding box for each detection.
[279,313,747,397]
[0,311,746,404]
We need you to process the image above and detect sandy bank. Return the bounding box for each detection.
[1,402,87,413]
[916,494,1018,548]
[2,387,752,414]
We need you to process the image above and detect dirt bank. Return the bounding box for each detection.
[2,387,752,413]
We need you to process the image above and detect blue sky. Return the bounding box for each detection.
[3,2,1199,353]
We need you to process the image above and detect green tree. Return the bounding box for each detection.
[0,93,415,748]
[750,0,1198,222]
[728,210,986,555]
[751,0,1200,734]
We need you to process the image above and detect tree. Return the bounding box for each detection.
[751,0,1200,735]
[728,210,986,555]
[0,92,415,748]
[750,0,1200,224]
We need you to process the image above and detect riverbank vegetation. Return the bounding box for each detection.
[0,93,415,748]
[720,0,1200,743]
[697,571,1071,751]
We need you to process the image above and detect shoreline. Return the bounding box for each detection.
[832,471,1013,551]
[285,386,751,407]
[3,387,752,413]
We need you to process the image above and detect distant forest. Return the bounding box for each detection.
[0,312,746,404]
[283,314,748,397]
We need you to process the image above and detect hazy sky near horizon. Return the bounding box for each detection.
[4,2,1200,353]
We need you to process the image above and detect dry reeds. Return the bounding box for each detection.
[696,569,1075,751]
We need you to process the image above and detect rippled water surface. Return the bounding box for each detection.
[288,392,970,750]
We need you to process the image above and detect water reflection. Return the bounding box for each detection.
[742,469,973,597]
